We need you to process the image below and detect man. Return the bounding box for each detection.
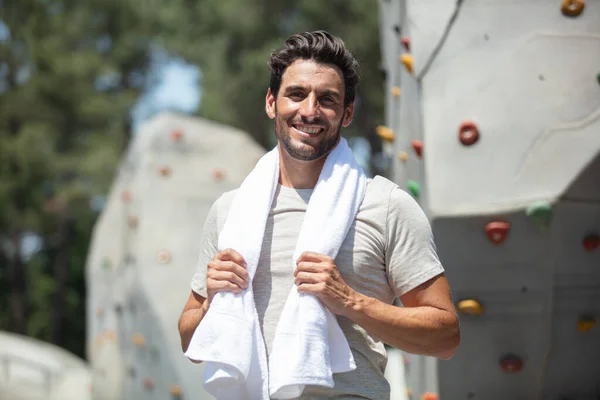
[178,30,460,399]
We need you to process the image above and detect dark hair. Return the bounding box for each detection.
[268,30,360,106]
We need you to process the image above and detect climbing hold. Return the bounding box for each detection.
[133,333,146,347]
[213,168,226,181]
[150,345,160,360]
[391,86,401,98]
[105,330,116,342]
[170,384,183,397]
[582,234,599,251]
[422,393,439,400]
[401,36,411,51]
[114,304,123,315]
[457,299,483,315]
[96,308,105,317]
[127,215,138,228]
[121,190,131,202]
[485,221,510,244]
[561,0,585,17]
[411,140,423,158]
[143,377,155,390]
[170,129,183,141]
[577,316,596,332]
[597,72,600,85]
[458,120,480,146]
[398,151,408,162]
[157,250,171,264]
[526,201,553,229]
[158,166,171,177]
[499,354,524,373]
[102,258,111,270]
[127,365,136,378]
[400,54,414,74]
[407,180,420,198]
[406,388,413,397]
[376,125,395,142]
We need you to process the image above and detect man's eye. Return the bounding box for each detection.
[320,96,335,104]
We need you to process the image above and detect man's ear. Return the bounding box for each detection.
[265,88,276,119]
[341,103,354,128]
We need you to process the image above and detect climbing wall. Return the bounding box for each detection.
[378,0,600,399]
[85,112,266,400]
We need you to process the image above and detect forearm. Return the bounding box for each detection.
[178,300,209,357]
[344,293,460,360]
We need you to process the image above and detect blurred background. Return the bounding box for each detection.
[1,0,599,399]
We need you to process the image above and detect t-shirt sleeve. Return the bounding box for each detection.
[385,185,445,297]
[190,198,220,298]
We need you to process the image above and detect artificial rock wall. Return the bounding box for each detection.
[378,0,600,399]
[85,112,266,400]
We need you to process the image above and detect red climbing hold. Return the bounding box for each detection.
[401,36,411,51]
[143,378,155,390]
[121,190,131,203]
[485,221,510,244]
[459,120,480,146]
[213,168,226,181]
[170,129,183,141]
[411,140,423,158]
[158,166,171,177]
[583,234,599,251]
[422,393,439,400]
[127,215,138,228]
[499,354,523,373]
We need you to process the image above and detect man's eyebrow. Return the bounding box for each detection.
[283,86,341,99]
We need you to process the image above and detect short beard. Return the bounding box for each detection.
[275,117,341,161]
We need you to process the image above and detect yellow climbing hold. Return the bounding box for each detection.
[398,151,408,162]
[376,125,395,142]
[400,54,414,74]
[391,86,401,98]
[577,316,596,332]
[170,384,183,397]
[457,299,483,315]
[133,333,146,347]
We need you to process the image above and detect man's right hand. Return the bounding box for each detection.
[206,248,249,304]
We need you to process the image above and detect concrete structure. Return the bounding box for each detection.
[85,112,266,400]
[0,330,91,400]
[378,0,600,399]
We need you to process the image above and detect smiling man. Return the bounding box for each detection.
[179,31,460,399]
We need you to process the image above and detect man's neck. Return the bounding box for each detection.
[277,147,325,189]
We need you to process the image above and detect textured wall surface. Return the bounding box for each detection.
[0,331,91,400]
[85,112,266,400]
[378,0,600,399]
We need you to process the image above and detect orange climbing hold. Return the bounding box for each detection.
[398,151,408,162]
[577,316,596,332]
[133,333,146,347]
[499,354,523,373]
[582,234,599,251]
[391,86,401,98]
[485,221,510,244]
[401,36,411,51]
[561,0,585,17]
[170,384,183,397]
[170,129,183,141]
[158,166,171,177]
[459,120,480,146]
[411,140,423,158]
[457,299,483,315]
[213,168,226,181]
[376,125,395,142]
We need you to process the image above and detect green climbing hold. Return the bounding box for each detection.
[150,345,160,361]
[102,258,111,270]
[526,201,553,229]
[407,180,420,198]
[597,72,600,85]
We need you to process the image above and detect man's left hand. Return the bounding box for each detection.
[294,251,357,316]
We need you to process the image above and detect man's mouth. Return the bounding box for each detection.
[291,124,324,136]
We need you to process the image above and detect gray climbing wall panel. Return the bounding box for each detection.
[378,0,600,399]
[85,112,266,400]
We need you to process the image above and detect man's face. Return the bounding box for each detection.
[265,59,354,161]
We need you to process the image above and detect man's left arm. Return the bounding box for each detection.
[294,252,459,360]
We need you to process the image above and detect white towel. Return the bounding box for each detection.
[185,137,367,399]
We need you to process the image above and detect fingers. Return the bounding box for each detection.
[208,270,248,290]
[294,271,322,287]
[207,278,244,295]
[214,248,247,268]
[296,251,333,264]
[208,260,248,280]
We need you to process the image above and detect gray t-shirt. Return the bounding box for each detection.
[191,175,444,399]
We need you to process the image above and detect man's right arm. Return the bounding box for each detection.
[178,291,209,360]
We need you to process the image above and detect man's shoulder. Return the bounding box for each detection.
[212,188,239,212]
[362,175,420,215]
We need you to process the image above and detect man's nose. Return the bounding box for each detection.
[299,95,319,121]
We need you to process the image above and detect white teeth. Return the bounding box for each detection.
[294,125,321,135]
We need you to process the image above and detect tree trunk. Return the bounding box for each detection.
[9,231,27,334]
[50,210,71,346]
